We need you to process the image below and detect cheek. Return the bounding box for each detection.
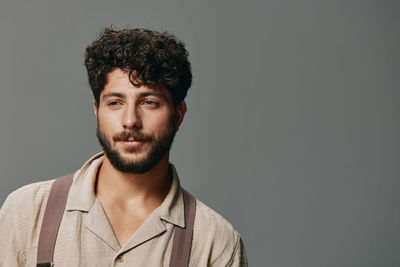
[98,113,120,134]
[145,112,174,130]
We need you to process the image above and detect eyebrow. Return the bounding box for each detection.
[102,91,168,101]
[137,91,167,101]
[102,92,126,100]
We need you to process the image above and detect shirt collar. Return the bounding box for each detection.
[65,152,185,228]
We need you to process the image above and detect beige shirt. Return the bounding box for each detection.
[0,153,247,267]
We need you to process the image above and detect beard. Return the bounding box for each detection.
[96,118,177,174]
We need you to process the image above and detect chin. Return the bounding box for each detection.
[120,153,147,163]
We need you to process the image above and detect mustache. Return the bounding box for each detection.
[112,131,153,142]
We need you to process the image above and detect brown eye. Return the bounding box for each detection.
[108,101,121,107]
[143,100,158,106]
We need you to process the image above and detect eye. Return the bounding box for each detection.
[107,101,122,107]
[142,100,159,107]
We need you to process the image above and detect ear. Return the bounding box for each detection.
[93,100,98,118]
[175,100,187,131]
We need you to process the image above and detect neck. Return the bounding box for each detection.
[95,153,172,205]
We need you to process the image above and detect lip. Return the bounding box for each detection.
[119,140,144,148]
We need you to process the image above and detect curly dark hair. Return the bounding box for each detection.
[84,27,192,107]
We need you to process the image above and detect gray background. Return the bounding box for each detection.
[0,0,399,266]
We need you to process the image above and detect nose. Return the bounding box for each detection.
[122,106,142,130]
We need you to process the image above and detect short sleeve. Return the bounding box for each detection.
[209,234,248,267]
[0,194,26,266]
[230,236,248,267]
[228,235,248,267]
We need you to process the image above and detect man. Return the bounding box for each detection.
[0,28,247,266]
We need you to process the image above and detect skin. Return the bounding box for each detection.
[94,68,187,246]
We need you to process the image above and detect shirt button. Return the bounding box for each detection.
[116,255,124,263]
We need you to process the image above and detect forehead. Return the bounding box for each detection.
[102,68,171,100]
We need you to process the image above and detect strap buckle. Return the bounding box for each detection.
[37,262,54,267]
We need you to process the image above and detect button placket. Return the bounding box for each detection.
[115,254,124,263]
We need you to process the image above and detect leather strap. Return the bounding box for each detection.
[36,174,196,267]
[169,188,196,267]
[36,173,74,265]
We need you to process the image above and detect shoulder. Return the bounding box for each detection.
[1,179,56,232]
[3,179,55,210]
[0,179,56,264]
[191,197,246,266]
[194,198,240,239]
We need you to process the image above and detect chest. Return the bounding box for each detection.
[44,205,176,267]
[30,183,199,266]
[102,204,150,246]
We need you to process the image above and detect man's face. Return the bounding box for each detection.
[95,68,186,173]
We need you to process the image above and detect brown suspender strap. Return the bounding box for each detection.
[36,174,196,267]
[169,188,197,267]
[36,173,74,266]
